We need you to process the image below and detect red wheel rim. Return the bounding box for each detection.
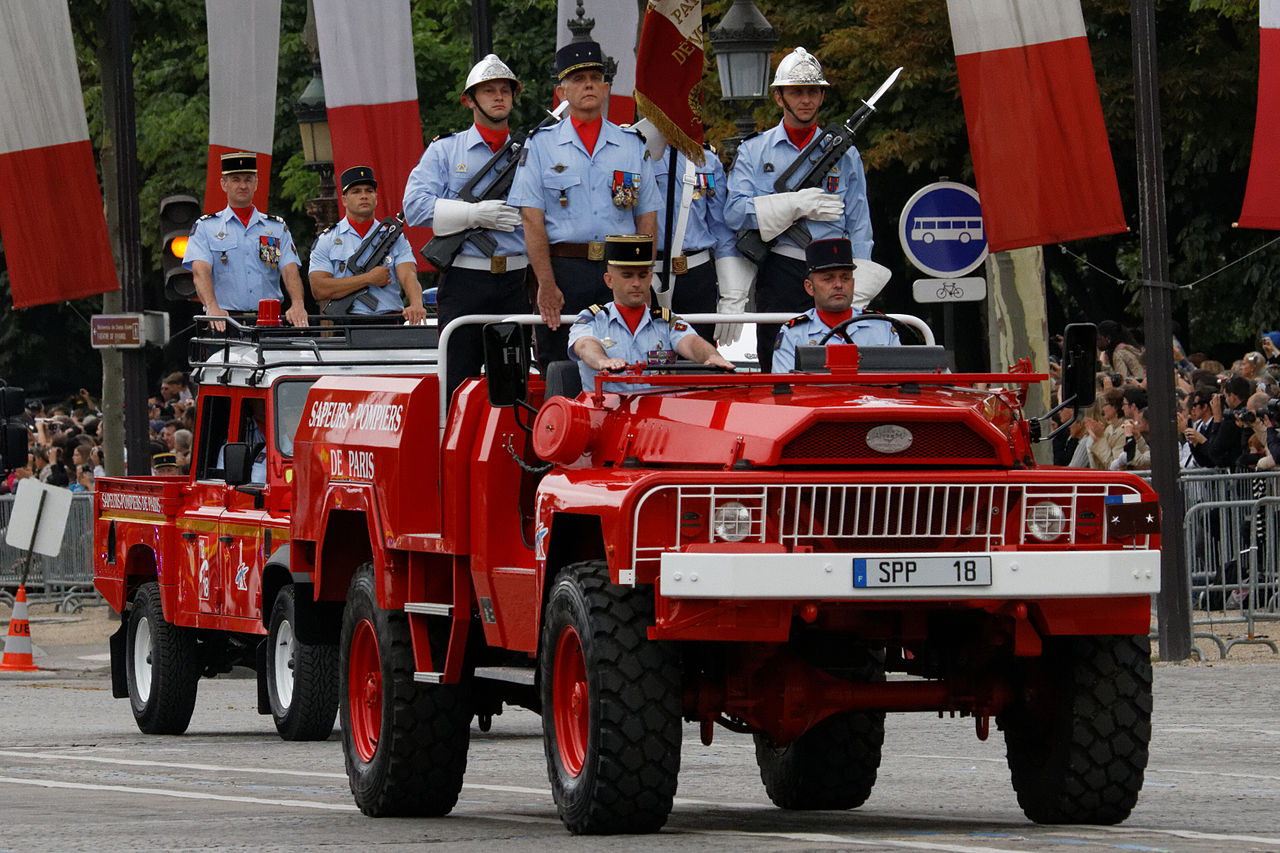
[348,617,382,762]
[552,625,589,777]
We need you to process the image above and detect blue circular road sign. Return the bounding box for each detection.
[898,182,987,278]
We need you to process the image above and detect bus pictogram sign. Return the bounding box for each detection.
[898,182,988,278]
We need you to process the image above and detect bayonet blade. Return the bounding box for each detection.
[865,66,903,109]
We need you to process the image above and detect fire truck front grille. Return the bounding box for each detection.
[779,421,998,463]
[631,481,1152,577]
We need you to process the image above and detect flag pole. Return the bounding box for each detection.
[660,147,678,297]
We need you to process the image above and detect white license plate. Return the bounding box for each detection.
[853,556,992,588]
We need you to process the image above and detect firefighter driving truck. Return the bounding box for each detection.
[94,309,1160,834]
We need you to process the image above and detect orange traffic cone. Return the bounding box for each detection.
[1,585,39,672]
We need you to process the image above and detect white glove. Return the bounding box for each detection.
[432,198,521,235]
[851,258,892,310]
[629,117,668,164]
[753,187,843,241]
[713,255,756,346]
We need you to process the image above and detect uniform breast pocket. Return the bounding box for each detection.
[544,171,581,207]
[210,231,239,263]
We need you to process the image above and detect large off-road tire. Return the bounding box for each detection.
[340,564,471,817]
[540,560,681,835]
[754,708,885,810]
[126,581,200,735]
[999,634,1152,825]
[266,584,339,741]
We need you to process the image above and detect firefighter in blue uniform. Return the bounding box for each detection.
[724,48,874,371]
[508,40,658,369]
[569,235,734,393]
[183,151,308,329]
[403,54,531,402]
[309,165,425,322]
[772,237,897,374]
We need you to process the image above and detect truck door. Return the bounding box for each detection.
[220,397,269,624]
[184,394,234,618]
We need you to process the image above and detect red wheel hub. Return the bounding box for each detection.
[348,618,382,762]
[552,625,589,777]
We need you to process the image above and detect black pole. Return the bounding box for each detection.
[659,146,678,297]
[109,0,150,476]
[1132,0,1191,661]
[472,0,492,61]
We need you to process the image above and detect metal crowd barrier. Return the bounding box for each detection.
[0,492,99,613]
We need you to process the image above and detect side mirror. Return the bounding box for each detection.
[1062,323,1097,409]
[222,442,254,486]
[483,322,530,408]
[0,423,27,475]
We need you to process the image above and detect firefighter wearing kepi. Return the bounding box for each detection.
[508,40,658,369]
[569,234,733,393]
[310,166,426,323]
[183,151,308,329]
[772,237,897,374]
[403,54,530,402]
[725,47,874,371]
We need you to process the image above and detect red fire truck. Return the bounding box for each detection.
[97,311,1160,835]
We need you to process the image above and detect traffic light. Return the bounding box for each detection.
[159,194,201,300]
[0,379,28,475]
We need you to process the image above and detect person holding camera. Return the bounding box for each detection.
[1188,375,1253,469]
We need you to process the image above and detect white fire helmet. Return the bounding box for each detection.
[464,54,522,95]
[771,47,830,88]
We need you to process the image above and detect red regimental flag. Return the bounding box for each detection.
[557,0,639,125]
[635,0,705,165]
[946,0,1125,253]
[203,0,280,213]
[314,0,428,260]
[1239,1,1280,230]
[0,1,117,308]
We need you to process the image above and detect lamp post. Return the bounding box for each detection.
[294,61,338,230]
[708,0,778,160]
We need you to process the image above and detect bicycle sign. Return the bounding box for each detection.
[912,277,987,304]
[898,182,988,278]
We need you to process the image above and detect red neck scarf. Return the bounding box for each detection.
[571,114,603,155]
[231,206,254,227]
[817,308,853,330]
[348,217,374,238]
[476,123,509,153]
[616,302,647,333]
[784,123,817,149]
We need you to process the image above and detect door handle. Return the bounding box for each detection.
[218,535,234,544]
[181,532,198,541]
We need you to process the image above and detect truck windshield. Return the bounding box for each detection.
[274,379,317,458]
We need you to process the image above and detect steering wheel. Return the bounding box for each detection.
[818,312,925,345]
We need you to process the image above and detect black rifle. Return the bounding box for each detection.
[322,214,404,316]
[422,103,568,270]
[735,67,902,265]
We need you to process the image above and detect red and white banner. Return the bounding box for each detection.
[947,0,1125,253]
[204,0,280,213]
[1239,1,1280,230]
[315,0,427,258]
[557,0,638,125]
[0,1,117,308]
[635,0,704,164]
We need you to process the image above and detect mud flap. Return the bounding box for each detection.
[109,619,128,699]
[256,638,271,715]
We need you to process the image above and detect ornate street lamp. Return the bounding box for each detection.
[293,60,338,229]
[708,0,778,157]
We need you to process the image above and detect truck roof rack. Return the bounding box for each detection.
[188,315,439,387]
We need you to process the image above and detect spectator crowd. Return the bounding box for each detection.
[1052,320,1280,473]
[0,371,197,496]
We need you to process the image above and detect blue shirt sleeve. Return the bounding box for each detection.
[309,231,333,275]
[724,136,766,232]
[704,154,740,258]
[507,131,546,211]
[634,135,659,216]
[182,218,214,270]
[389,232,416,268]
[840,147,873,258]
[772,324,798,373]
[280,226,301,269]
[402,141,449,227]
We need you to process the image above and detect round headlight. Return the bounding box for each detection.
[1026,500,1066,542]
[712,501,753,543]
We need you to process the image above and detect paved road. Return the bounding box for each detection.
[0,648,1276,852]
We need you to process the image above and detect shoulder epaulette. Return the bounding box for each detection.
[587,304,604,315]
[741,131,761,142]
[265,214,285,224]
[650,307,672,322]
[197,213,215,221]
[784,313,809,328]
[429,131,456,144]
[528,122,554,138]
